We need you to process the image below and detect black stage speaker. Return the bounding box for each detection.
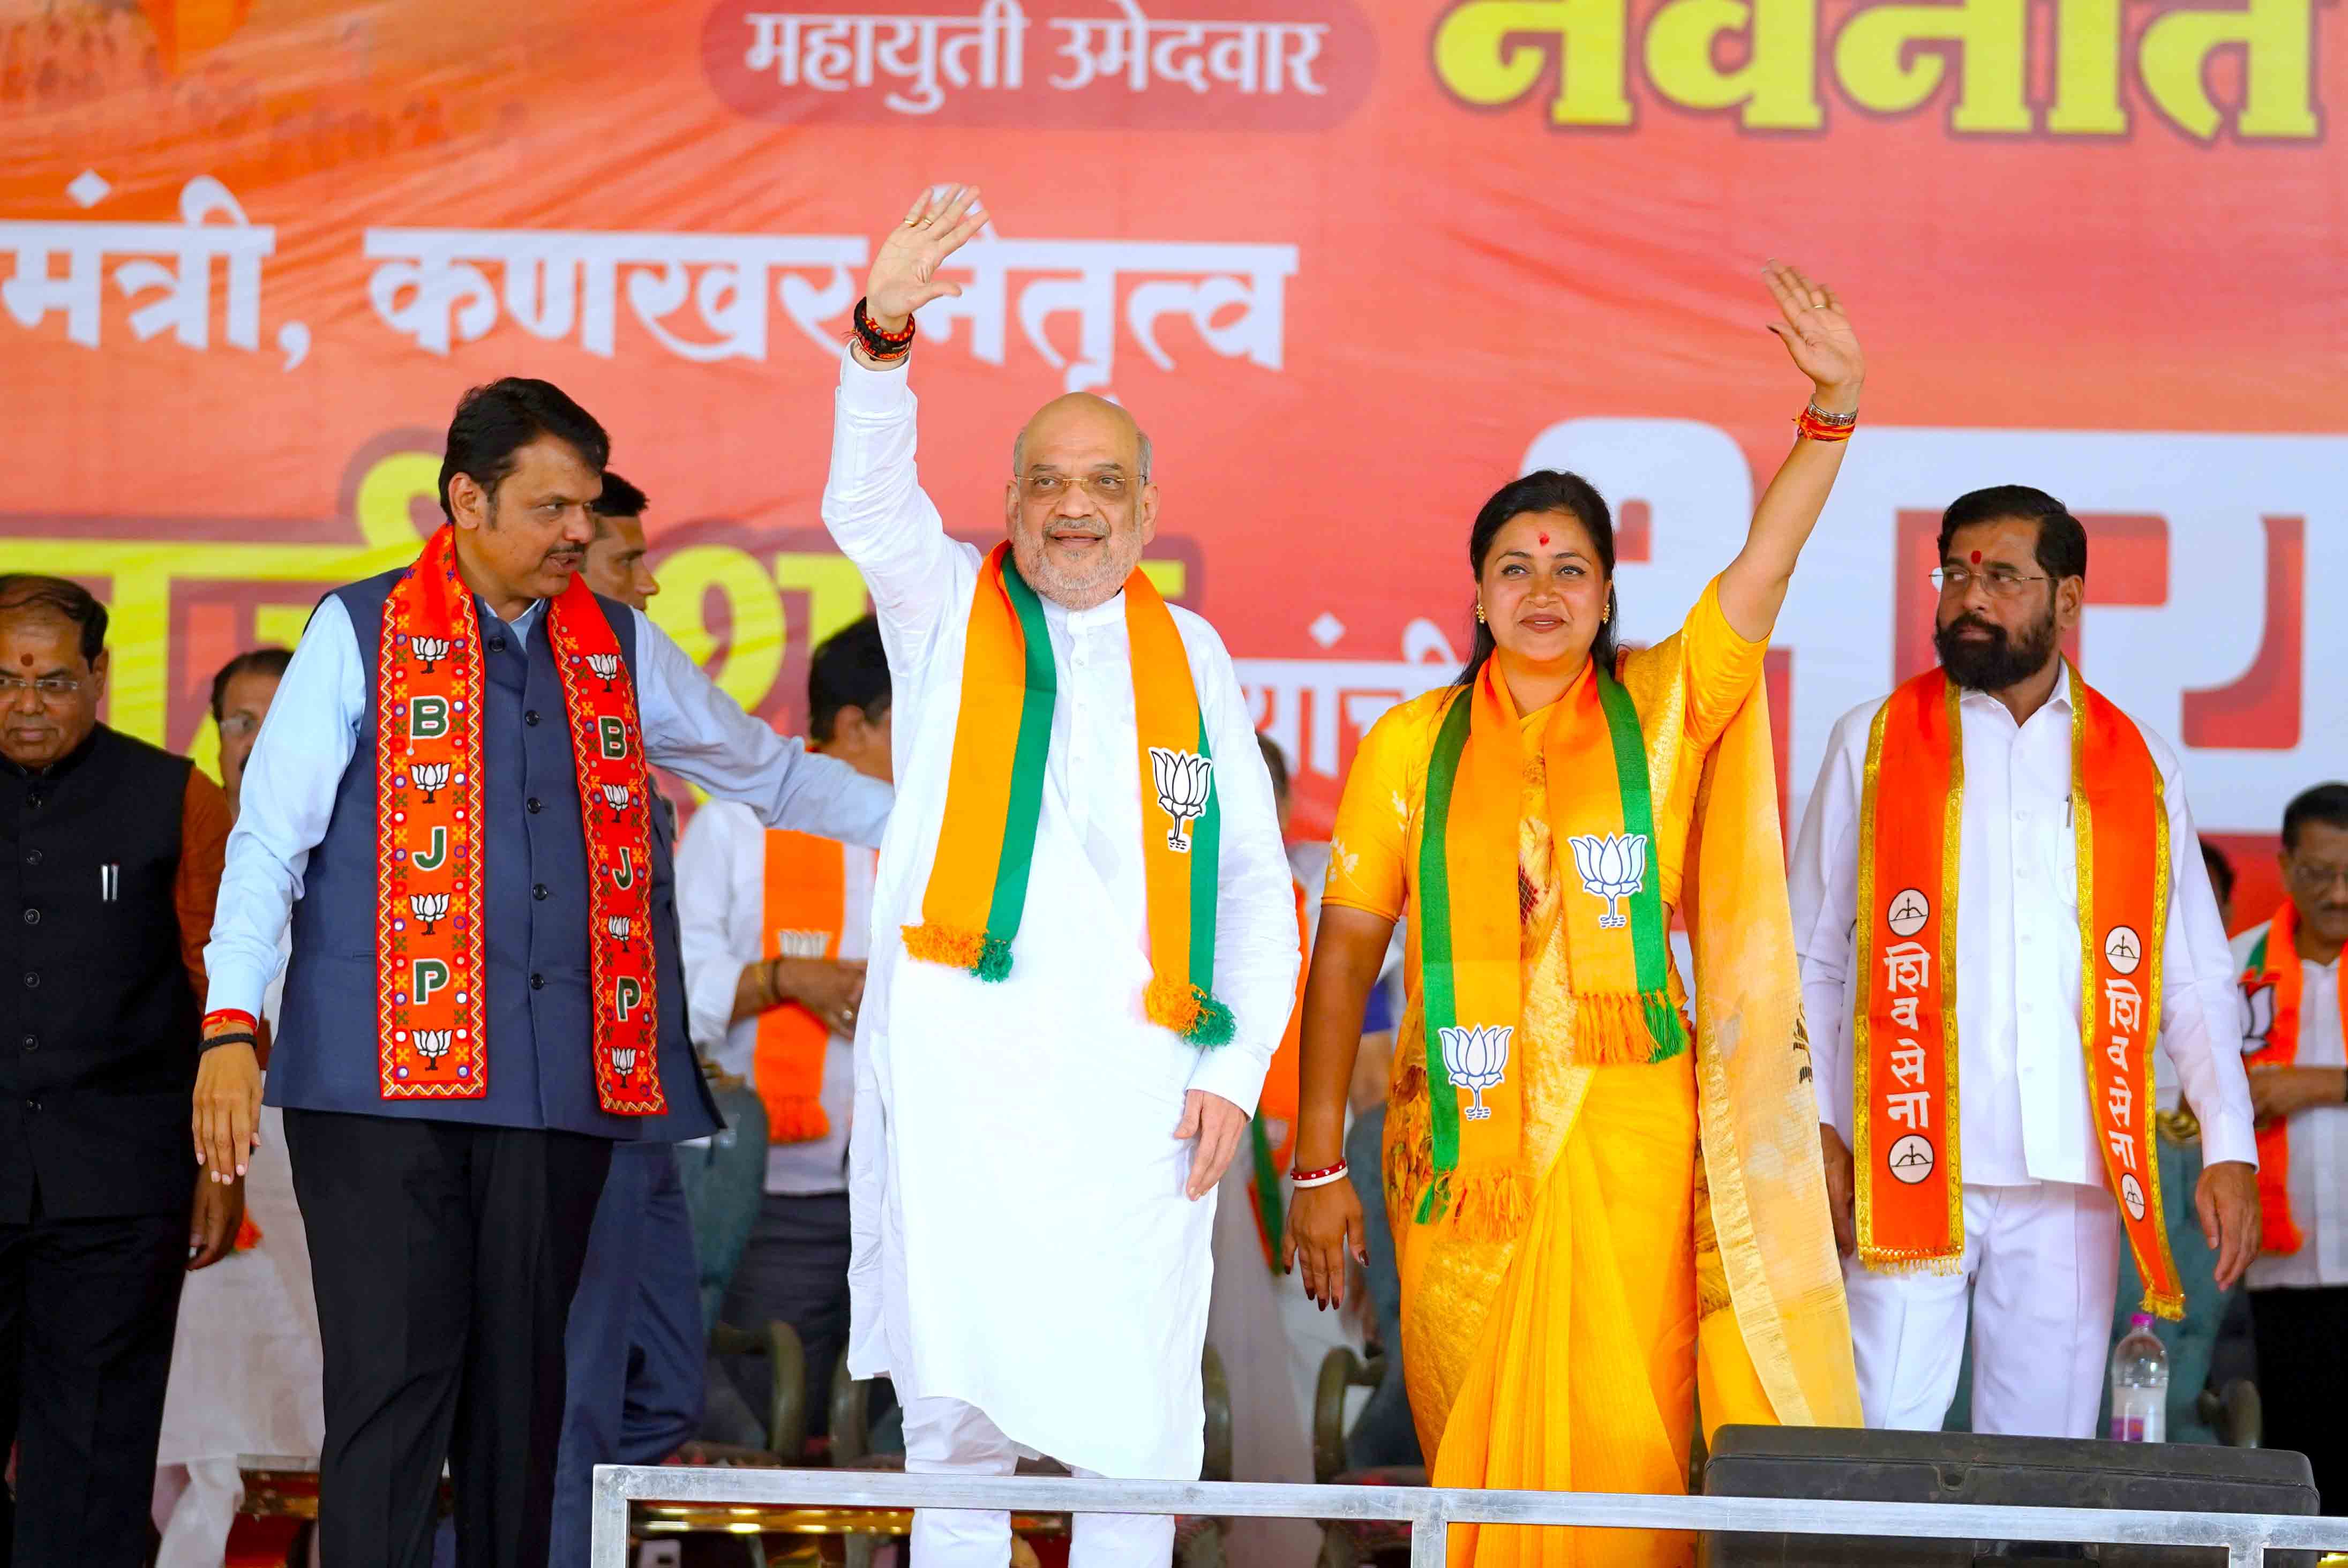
[1702,1424,2317,1568]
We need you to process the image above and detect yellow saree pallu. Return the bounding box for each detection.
[1361,588,1858,1568]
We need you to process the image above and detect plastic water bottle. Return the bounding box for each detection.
[2109,1312,2168,1443]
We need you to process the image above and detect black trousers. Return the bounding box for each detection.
[716,1190,852,1438]
[0,1201,186,1567]
[2249,1285,2348,1508]
[284,1111,612,1568]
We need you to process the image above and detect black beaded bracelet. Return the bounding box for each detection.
[200,1030,258,1055]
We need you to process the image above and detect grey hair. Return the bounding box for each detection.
[1011,425,1153,482]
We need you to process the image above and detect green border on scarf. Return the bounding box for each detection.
[1413,688,1475,1222]
[1594,669,1686,1061]
[978,559,1059,981]
[1183,714,1234,1045]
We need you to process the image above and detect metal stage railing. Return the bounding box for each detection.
[588,1465,2348,1568]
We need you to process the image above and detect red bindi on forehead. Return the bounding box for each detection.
[1970,550,1983,564]
[1538,532,1549,546]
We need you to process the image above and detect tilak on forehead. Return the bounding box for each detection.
[1539,532,1549,545]
[1971,550,1982,564]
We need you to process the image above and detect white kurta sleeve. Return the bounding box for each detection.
[1791,704,1871,1138]
[2149,744,2259,1169]
[1181,620,1303,1116]
[677,801,751,1057]
[204,596,365,1019]
[819,347,976,670]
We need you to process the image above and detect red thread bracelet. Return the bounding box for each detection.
[204,1009,258,1034]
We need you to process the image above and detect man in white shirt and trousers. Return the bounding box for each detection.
[1791,484,2261,1438]
[824,185,1301,1567]
[2232,782,2348,1498]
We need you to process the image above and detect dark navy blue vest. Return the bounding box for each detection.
[271,569,719,1142]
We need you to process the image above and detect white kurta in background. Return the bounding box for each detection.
[676,799,873,1195]
[823,349,1301,1480]
[2233,922,2347,1291]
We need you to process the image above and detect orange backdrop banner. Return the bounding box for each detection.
[3,0,2341,916]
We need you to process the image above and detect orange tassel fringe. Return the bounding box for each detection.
[766,1097,831,1145]
[1571,991,1654,1066]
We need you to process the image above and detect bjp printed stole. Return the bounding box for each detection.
[1855,666,2178,1315]
[376,524,666,1114]
[2239,899,2339,1256]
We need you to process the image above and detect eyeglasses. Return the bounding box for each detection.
[1019,472,1134,501]
[2284,859,2348,894]
[0,674,82,703]
[218,714,262,740]
[1931,565,2052,599]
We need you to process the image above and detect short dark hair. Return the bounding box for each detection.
[2200,838,2236,906]
[807,616,890,744]
[2282,783,2348,853]
[1257,733,1291,801]
[1939,485,2088,584]
[209,647,294,722]
[0,575,107,662]
[592,470,648,521]
[437,378,610,520]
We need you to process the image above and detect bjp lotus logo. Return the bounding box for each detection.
[612,1045,639,1082]
[1567,832,1648,929]
[409,636,452,674]
[1439,1024,1512,1120]
[586,652,622,691]
[412,1029,452,1064]
[2242,980,2277,1054]
[1147,747,1213,853]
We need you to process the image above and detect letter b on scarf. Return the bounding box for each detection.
[599,716,628,760]
[410,696,449,740]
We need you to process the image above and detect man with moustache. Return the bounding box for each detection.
[0,576,238,1565]
[200,378,890,1568]
[545,464,729,1566]
[823,185,1300,1568]
[1790,484,2261,1437]
[2231,783,2348,1498]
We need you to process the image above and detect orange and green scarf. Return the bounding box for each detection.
[903,543,1231,1045]
[2239,899,2337,1256]
[1855,665,2178,1316]
[376,523,665,1115]
[1412,658,1683,1233]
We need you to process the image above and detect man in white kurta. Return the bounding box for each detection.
[1790,485,2258,1439]
[824,185,1301,1568]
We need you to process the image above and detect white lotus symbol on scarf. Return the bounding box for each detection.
[412,1029,453,1063]
[409,636,451,673]
[586,652,622,691]
[2242,981,2276,1053]
[1439,1025,1512,1121]
[1148,747,1213,853]
[600,783,632,821]
[606,914,633,950]
[1567,832,1648,929]
[612,1045,639,1081]
[410,762,451,803]
[407,892,449,933]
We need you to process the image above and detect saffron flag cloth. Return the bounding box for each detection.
[903,541,1231,1045]
[2238,899,2342,1256]
[754,828,862,1144]
[1854,665,2178,1315]
[375,523,664,1114]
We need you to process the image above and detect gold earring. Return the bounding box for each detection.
[1602,602,1611,624]
[1475,603,1487,624]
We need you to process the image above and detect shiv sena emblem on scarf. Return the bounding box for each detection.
[1853,665,2179,1316]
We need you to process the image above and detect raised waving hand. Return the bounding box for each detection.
[864,184,989,335]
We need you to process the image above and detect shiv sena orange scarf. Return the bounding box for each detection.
[376,524,665,1115]
[2238,899,2341,1256]
[1854,665,2179,1316]
[754,829,866,1145]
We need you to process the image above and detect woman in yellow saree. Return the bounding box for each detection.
[1284,263,1866,1568]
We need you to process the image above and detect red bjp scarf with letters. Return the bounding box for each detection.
[374,525,665,1115]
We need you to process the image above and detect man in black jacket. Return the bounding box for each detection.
[0,574,241,1565]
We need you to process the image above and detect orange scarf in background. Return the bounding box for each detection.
[2238,899,2340,1255]
[1855,665,2179,1316]
[755,829,852,1144]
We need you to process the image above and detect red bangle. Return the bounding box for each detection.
[204,1009,258,1034]
[1291,1160,1349,1189]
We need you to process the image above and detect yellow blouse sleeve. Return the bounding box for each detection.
[1659,575,1769,756]
[1321,694,1436,924]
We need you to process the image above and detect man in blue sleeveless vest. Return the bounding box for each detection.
[200,379,891,1568]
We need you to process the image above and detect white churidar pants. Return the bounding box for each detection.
[903,1397,1177,1568]
[1844,1181,2124,1438]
